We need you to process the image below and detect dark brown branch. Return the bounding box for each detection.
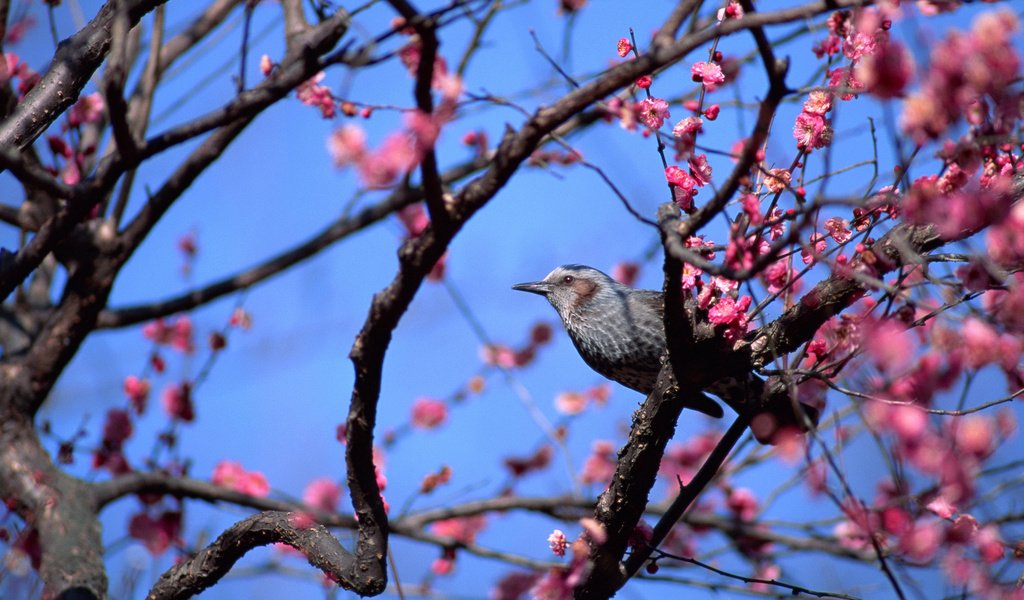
[105,8,351,178]
[0,414,107,599]
[145,511,371,600]
[340,3,883,597]
[103,0,139,160]
[0,185,90,303]
[0,0,167,151]
[93,471,875,563]
[745,223,944,369]
[387,0,447,224]
[117,12,352,253]
[111,3,165,225]
[281,0,310,51]
[623,415,750,579]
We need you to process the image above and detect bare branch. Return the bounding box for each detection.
[0,0,167,151]
[146,511,377,599]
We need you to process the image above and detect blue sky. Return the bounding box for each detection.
[2,1,1022,598]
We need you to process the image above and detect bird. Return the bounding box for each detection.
[512,264,724,417]
[513,264,818,438]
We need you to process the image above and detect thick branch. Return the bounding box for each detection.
[0,0,167,151]
[745,223,943,368]
[0,414,106,599]
[146,511,367,600]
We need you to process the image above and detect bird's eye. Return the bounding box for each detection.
[562,275,575,284]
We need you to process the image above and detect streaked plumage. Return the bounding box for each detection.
[513,265,724,418]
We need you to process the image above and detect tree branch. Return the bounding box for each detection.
[145,511,370,600]
[0,0,167,151]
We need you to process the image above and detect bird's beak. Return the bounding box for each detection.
[512,281,552,296]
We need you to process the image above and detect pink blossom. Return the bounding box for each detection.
[890,405,928,441]
[397,203,430,238]
[672,116,703,138]
[814,35,841,59]
[665,165,696,192]
[492,572,542,600]
[4,14,35,44]
[899,520,942,562]
[431,515,487,544]
[0,52,18,84]
[405,109,444,152]
[303,478,341,512]
[616,38,631,58]
[579,517,607,544]
[129,511,181,556]
[143,316,193,352]
[548,529,567,556]
[259,54,273,76]
[123,375,150,414]
[60,160,80,185]
[858,40,914,99]
[690,61,725,91]
[581,440,616,485]
[827,66,864,100]
[702,104,720,120]
[611,261,639,286]
[740,193,762,225]
[68,93,104,128]
[793,112,832,150]
[716,1,743,21]
[802,90,833,115]
[987,203,1024,265]
[170,315,194,354]
[328,125,367,167]
[763,259,799,295]
[634,75,651,89]
[102,409,133,447]
[288,512,316,530]
[862,318,915,375]
[975,525,1004,563]
[954,414,995,459]
[842,30,878,62]
[707,295,751,339]
[635,97,670,129]
[480,343,517,368]
[961,317,1001,369]
[161,382,195,422]
[431,555,455,575]
[824,217,852,243]
[800,232,827,265]
[229,307,253,330]
[212,460,270,497]
[555,391,587,415]
[750,564,781,593]
[358,132,420,188]
[295,72,335,118]
[725,487,759,521]
[688,154,712,186]
[901,10,1021,142]
[764,168,791,194]
[927,495,957,519]
[410,397,447,429]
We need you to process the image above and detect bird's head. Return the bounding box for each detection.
[512,264,622,318]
